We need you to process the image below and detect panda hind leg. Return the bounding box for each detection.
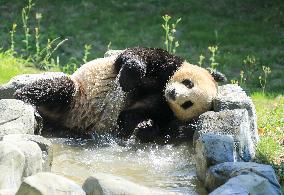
[14,76,75,114]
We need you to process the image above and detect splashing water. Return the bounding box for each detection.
[93,75,127,132]
[51,64,207,194]
[51,137,207,194]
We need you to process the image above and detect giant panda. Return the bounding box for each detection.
[14,47,226,141]
[115,47,226,141]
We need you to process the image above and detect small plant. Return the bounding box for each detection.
[7,0,69,71]
[35,27,40,60]
[35,12,42,27]
[239,70,246,85]
[9,23,17,55]
[107,42,112,51]
[82,44,92,63]
[198,54,205,67]
[258,66,271,94]
[208,46,218,70]
[34,12,42,61]
[41,38,68,69]
[243,55,257,82]
[21,0,35,53]
[230,79,239,85]
[162,14,181,54]
[63,57,78,74]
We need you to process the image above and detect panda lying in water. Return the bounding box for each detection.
[15,47,226,142]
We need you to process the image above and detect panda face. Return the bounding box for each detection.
[165,63,218,121]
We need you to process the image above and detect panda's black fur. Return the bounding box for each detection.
[114,47,186,141]
[14,76,74,110]
[115,47,184,93]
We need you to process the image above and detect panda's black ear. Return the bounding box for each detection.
[206,68,227,82]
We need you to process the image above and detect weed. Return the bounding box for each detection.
[83,44,92,64]
[161,15,181,54]
[242,55,257,83]
[230,79,239,85]
[107,42,112,51]
[7,0,69,71]
[43,38,68,65]
[62,57,78,75]
[239,70,246,85]
[9,23,17,55]
[208,46,218,70]
[259,66,272,94]
[34,12,42,61]
[198,54,205,67]
[21,0,34,54]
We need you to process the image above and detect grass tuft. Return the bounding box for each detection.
[252,93,284,185]
[0,51,42,84]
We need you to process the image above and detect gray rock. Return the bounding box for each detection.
[0,141,25,190]
[0,189,17,195]
[104,50,124,58]
[0,72,66,99]
[195,133,235,182]
[82,177,104,195]
[209,173,281,195]
[0,99,38,137]
[214,84,258,144]
[205,162,281,192]
[194,109,255,161]
[13,141,43,178]
[82,173,181,195]
[16,172,85,195]
[3,134,53,171]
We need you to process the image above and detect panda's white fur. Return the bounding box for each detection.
[165,61,218,121]
[59,55,126,133]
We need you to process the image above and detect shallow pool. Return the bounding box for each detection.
[51,136,207,194]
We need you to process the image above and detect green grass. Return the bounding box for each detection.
[252,93,284,186]
[0,0,283,189]
[0,0,283,93]
[0,51,42,83]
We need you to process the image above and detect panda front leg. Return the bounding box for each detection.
[116,94,173,142]
[117,110,160,143]
[115,52,147,92]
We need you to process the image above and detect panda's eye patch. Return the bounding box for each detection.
[182,79,194,89]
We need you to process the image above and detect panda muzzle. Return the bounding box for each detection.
[166,88,177,101]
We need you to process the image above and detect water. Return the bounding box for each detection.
[50,136,208,195]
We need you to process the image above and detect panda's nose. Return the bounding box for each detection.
[167,89,176,101]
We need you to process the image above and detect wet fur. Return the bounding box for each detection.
[14,76,75,121]
[15,55,124,134]
[115,47,184,93]
[14,47,223,141]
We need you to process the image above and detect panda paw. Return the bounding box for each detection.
[116,54,147,92]
[118,65,142,92]
[135,119,160,142]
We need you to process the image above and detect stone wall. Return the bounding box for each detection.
[193,84,282,194]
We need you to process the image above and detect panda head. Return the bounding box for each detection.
[164,62,226,121]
